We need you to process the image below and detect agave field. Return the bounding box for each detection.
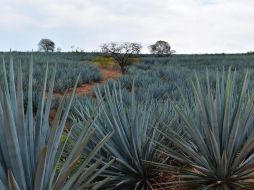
[1,52,254,190]
[0,52,102,92]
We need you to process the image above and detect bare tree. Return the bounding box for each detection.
[148,41,175,56]
[101,42,142,73]
[38,39,55,52]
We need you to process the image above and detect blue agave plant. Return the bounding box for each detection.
[151,69,254,189]
[0,55,113,190]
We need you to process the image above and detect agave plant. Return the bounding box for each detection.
[151,69,254,189]
[0,55,113,190]
[73,83,170,190]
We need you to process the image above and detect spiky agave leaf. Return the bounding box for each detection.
[151,68,254,189]
[0,55,113,190]
[73,82,171,190]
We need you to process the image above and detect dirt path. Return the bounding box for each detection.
[55,68,122,96]
[74,68,121,95]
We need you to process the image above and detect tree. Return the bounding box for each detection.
[148,40,175,56]
[101,42,142,73]
[38,38,55,52]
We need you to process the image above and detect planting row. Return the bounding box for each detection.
[1,56,254,189]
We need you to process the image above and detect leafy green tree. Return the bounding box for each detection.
[38,39,55,52]
[149,40,175,56]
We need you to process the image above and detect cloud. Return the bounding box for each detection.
[0,0,254,53]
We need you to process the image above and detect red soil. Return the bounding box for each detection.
[76,68,121,95]
[55,68,121,96]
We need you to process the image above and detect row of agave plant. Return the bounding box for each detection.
[1,55,254,189]
[0,57,112,190]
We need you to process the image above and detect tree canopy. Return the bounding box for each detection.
[101,42,142,73]
[149,40,175,56]
[38,39,55,52]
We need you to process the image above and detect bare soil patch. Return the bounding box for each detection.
[55,68,121,96]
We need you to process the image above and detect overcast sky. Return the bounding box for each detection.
[1,0,254,53]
